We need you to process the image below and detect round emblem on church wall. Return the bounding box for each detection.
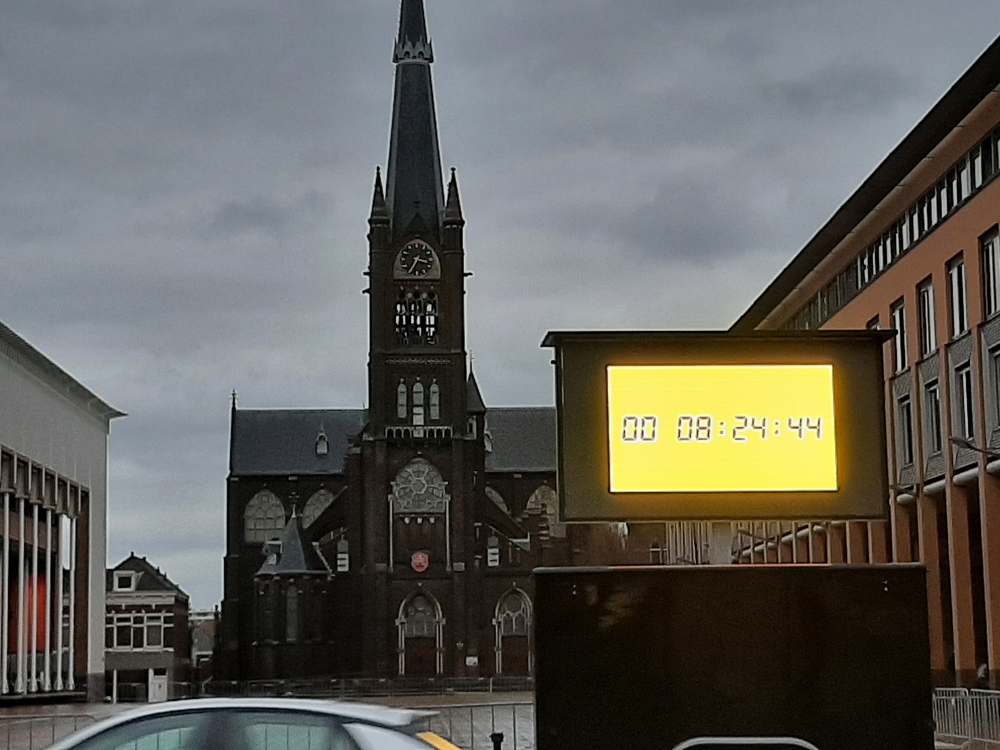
[411,551,430,573]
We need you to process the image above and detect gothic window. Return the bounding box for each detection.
[497,591,530,637]
[394,287,439,345]
[429,382,440,421]
[302,489,335,529]
[397,382,408,419]
[523,485,565,538]
[423,292,438,344]
[402,594,437,638]
[413,382,425,426]
[390,458,449,514]
[245,490,285,544]
[395,294,408,344]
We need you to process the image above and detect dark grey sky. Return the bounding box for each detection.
[2,0,996,606]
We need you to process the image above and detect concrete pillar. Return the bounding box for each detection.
[978,472,1000,685]
[43,506,52,692]
[1,491,9,694]
[68,514,76,691]
[16,493,27,694]
[946,482,978,685]
[30,501,39,692]
[917,490,947,679]
[55,510,64,692]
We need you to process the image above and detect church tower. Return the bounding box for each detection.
[359,0,477,677]
[367,0,468,436]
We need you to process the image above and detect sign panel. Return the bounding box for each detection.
[533,565,933,750]
[542,331,891,521]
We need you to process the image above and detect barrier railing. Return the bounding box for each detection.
[0,715,97,750]
[109,676,533,702]
[933,688,1000,748]
[423,702,534,750]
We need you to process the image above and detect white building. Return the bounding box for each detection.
[0,320,123,701]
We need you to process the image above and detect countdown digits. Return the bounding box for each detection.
[677,415,713,442]
[622,415,658,443]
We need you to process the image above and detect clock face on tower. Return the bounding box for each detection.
[394,240,440,279]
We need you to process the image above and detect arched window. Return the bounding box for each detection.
[397,381,408,419]
[244,490,285,544]
[494,589,532,675]
[423,292,438,344]
[397,591,444,676]
[395,293,408,345]
[402,594,436,638]
[497,591,530,637]
[429,382,440,421]
[302,489,335,529]
[412,382,425,426]
[390,458,449,514]
[394,287,439,345]
[523,485,564,538]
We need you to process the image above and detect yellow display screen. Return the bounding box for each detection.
[607,365,838,493]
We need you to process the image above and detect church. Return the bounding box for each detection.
[217,0,592,681]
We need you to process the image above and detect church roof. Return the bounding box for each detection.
[485,407,557,473]
[230,408,365,476]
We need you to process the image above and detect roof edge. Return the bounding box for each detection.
[731,33,1000,333]
[0,320,125,423]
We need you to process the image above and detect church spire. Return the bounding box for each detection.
[369,167,389,225]
[444,167,464,225]
[385,0,445,242]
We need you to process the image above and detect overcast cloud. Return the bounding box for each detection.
[1,0,997,606]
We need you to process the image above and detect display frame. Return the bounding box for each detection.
[541,330,892,522]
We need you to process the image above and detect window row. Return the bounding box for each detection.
[885,231,1000,374]
[788,126,1000,331]
[895,360,989,470]
[105,613,172,651]
[394,288,438,345]
[396,380,441,424]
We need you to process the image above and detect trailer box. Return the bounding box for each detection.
[534,564,932,750]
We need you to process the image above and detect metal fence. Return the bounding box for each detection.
[424,702,534,750]
[933,688,1000,748]
[0,715,98,750]
[106,676,533,702]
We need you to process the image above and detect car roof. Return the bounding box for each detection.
[48,698,434,750]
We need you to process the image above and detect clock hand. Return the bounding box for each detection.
[408,258,420,273]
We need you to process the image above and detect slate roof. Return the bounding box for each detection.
[230,409,365,476]
[107,554,189,602]
[485,407,556,473]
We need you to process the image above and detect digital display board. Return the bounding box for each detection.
[542,331,891,522]
[607,365,838,493]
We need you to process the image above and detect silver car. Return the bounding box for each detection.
[46,698,460,750]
